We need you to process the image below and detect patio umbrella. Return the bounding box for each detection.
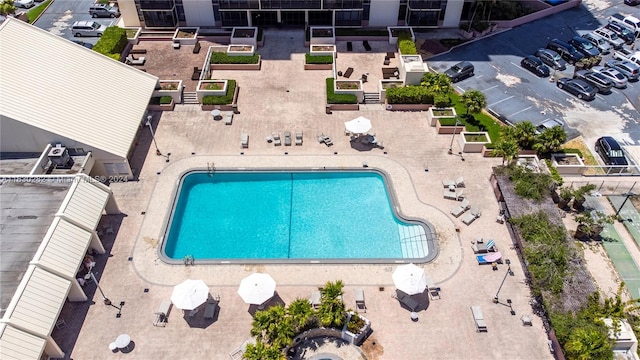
[344,116,372,135]
[171,279,209,310]
[238,273,276,305]
[392,263,427,295]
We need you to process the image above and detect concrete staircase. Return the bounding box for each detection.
[363,92,381,104]
[183,92,199,105]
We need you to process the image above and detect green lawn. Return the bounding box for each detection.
[449,92,503,147]
[27,0,52,24]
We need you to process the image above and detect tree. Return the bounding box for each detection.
[250,305,294,350]
[243,339,286,360]
[318,280,346,328]
[564,327,612,360]
[420,72,452,97]
[512,121,537,149]
[492,137,519,165]
[461,89,486,115]
[287,298,314,333]
[533,126,567,155]
[0,0,17,16]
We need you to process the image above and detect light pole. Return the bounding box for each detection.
[90,271,111,305]
[448,117,460,155]
[493,259,514,304]
[145,115,162,156]
[615,192,636,219]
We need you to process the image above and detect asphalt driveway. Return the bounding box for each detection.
[34,0,115,46]
[428,2,640,148]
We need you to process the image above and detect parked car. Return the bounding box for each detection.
[593,28,625,49]
[521,55,550,77]
[556,78,597,100]
[625,0,640,6]
[605,22,636,44]
[605,59,640,80]
[14,0,35,8]
[582,32,612,54]
[535,48,567,70]
[568,36,600,57]
[546,39,584,64]
[608,13,640,37]
[444,61,474,82]
[595,136,629,172]
[591,66,628,88]
[613,48,640,68]
[573,70,614,93]
[71,40,94,49]
[535,119,566,135]
[89,4,120,18]
[71,21,106,37]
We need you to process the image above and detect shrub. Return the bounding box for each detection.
[305,54,333,64]
[326,78,357,104]
[386,86,434,104]
[93,27,127,59]
[398,33,417,55]
[149,96,172,105]
[438,118,458,126]
[561,148,584,158]
[434,94,451,108]
[209,52,259,64]
[202,80,236,105]
[545,159,564,186]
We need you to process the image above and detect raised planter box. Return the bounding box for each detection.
[227,44,254,56]
[231,27,258,47]
[209,58,261,71]
[386,103,430,111]
[201,85,240,112]
[342,313,371,346]
[516,154,543,172]
[436,119,466,134]
[310,27,335,45]
[459,131,491,153]
[310,44,336,56]
[427,107,457,127]
[126,27,141,45]
[378,80,403,101]
[328,103,360,111]
[305,63,333,70]
[551,153,586,175]
[148,98,175,111]
[387,26,415,44]
[153,80,183,104]
[196,80,228,101]
[173,27,199,45]
[334,80,363,103]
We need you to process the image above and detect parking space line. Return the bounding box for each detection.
[482,85,498,92]
[487,96,514,107]
[612,89,620,95]
[508,106,532,117]
[455,85,466,93]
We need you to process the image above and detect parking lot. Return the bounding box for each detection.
[428,1,640,150]
[33,0,115,46]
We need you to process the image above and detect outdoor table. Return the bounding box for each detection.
[211,109,221,120]
[115,334,131,351]
[476,242,488,253]
[448,185,456,192]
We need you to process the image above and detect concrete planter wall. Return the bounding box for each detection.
[387,26,415,44]
[400,54,428,85]
[427,107,457,127]
[231,27,258,47]
[209,58,261,71]
[459,132,491,153]
[196,80,228,101]
[201,85,240,112]
[379,80,404,102]
[227,44,254,56]
[551,153,586,175]
[148,98,175,111]
[305,63,333,70]
[342,314,371,346]
[310,44,336,57]
[436,120,466,134]
[517,155,542,172]
[173,27,199,45]
[126,27,141,45]
[386,103,430,111]
[334,80,363,103]
[153,80,183,103]
[328,103,359,111]
[310,27,335,45]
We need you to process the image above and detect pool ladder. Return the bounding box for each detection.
[207,162,215,177]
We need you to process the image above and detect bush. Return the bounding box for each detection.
[326,78,357,104]
[398,33,417,55]
[305,54,333,64]
[438,118,458,126]
[386,86,434,104]
[545,159,564,186]
[561,148,584,158]
[449,92,501,146]
[202,80,236,105]
[434,94,451,108]
[93,27,127,59]
[209,52,259,64]
[160,96,172,104]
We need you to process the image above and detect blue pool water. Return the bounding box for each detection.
[163,171,431,261]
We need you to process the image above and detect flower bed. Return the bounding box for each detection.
[459,131,491,153]
[153,80,183,104]
[172,27,199,45]
[551,153,585,175]
[326,78,357,104]
[427,107,456,127]
[231,27,258,47]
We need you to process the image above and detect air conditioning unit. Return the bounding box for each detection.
[48,147,74,168]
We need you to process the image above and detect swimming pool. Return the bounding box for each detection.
[161,170,436,263]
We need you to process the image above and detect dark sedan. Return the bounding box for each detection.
[521,55,550,77]
[444,61,474,82]
[556,78,597,100]
[606,23,636,44]
[568,37,600,58]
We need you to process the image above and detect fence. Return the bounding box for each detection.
[562,180,638,196]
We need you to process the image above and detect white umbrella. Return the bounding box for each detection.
[171,279,209,310]
[345,116,372,135]
[238,273,276,305]
[392,263,427,295]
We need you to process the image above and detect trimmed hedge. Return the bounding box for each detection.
[93,27,127,61]
[209,52,259,64]
[386,86,434,104]
[149,96,172,105]
[398,33,417,55]
[438,118,458,126]
[305,54,333,64]
[326,78,357,104]
[202,80,236,105]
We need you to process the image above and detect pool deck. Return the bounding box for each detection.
[59,30,553,360]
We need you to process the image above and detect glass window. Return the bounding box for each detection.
[407,9,439,26]
[143,10,178,27]
[397,3,407,21]
[324,0,362,9]
[308,10,333,25]
[363,0,370,20]
[219,0,259,9]
[221,11,249,26]
[140,0,175,10]
[335,10,361,26]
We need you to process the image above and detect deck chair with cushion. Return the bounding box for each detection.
[125,55,145,65]
[284,131,292,146]
[153,299,172,327]
[295,131,303,145]
[461,207,481,225]
[241,133,249,148]
[273,132,281,146]
[393,290,419,311]
[450,198,471,217]
[204,294,220,320]
[444,190,464,201]
[309,291,321,309]
[224,113,233,125]
[442,176,465,188]
[477,251,502,265]
[472,238,496,254]
[343,67,354,78]
[471,305,488,332]
[354,288,367,313]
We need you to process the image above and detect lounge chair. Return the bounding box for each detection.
[442,176,465,188]
[224,113,233,125]
[344,67,354,78]
[470,305,488,332]
[125,55,145,65]
[450,198,471,217]
[462,207,481,225]
[191,67,202,81]
[309,291,321,309]
[347,41,353,52]
[354,288,366,313]
[284,131,292,146]
[130,49,147,54]
[472,238,496,254]
[193,41,201,54]
[318,133,333,146]
[363,40,372,51]
[241,133,249,148]
[204,295,220,320]
[477,251,502,265]
[295,132,303,145]
[394,290,419,311]
[153,299,172,327]
[444,190,464,201]
[273,132,281,146]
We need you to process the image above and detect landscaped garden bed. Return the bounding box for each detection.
[304,54,333,70]
[227,44,254,56]
[153,80,183,104]
[459,131,491,152]
[231,27,258,47]
[209,52,261,70]
[326,78,358,111]
[427,106,456,127]
[388,26,415,44]
[148,96,174,111]
[200,80,238,111]
[551,153,585,175]
[334,79,363,103]
[172,27,199,45]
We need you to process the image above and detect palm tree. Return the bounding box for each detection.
[420,72,452,97]
[492,137,519,165]
[533,126,567,155]
[319,280,346,328]
[461,89,487,116]
[250,305,294,350]
[564,327,611,360]
[512,121,537,149]
[244,339,286,360]
[286,298,314,333]
[0,0,17,16]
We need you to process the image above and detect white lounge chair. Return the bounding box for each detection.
[309,291,321,309]
[153,300,172,327]
[444,190,464,201]
[471,305,487,332]
[442,176,465,188]
[355,288,366,313]
[450,198,470,217]
[284,131,292,146]
[273,132,281,146]
[125,55,145,65]
[295,131,303,145]
[462,207,481,225]
[241,133,249,148]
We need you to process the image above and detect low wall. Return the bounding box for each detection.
[328,104,359,111]
[436,122,466,134]
[386,103,430,111]
[201,85,240,112]
[148,99,175,111]
[210,58,261,71]
[495,0,580,29]
[305,64,333,70]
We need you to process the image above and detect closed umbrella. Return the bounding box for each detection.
[171,279,209,310]
[345,116,372,135]
[392,263,427,295]
[238,273,276,305]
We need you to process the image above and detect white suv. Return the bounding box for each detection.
[593,28,625,49]
[609,14,640,37]
[71,21,106,37]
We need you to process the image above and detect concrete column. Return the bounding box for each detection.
[104,194,120,215]
[90,232,106,255]
[247,11,253,26]
[68,280,88,302]
[45,337,65,359]
[442,0,464,28]
[277,10,282,23]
